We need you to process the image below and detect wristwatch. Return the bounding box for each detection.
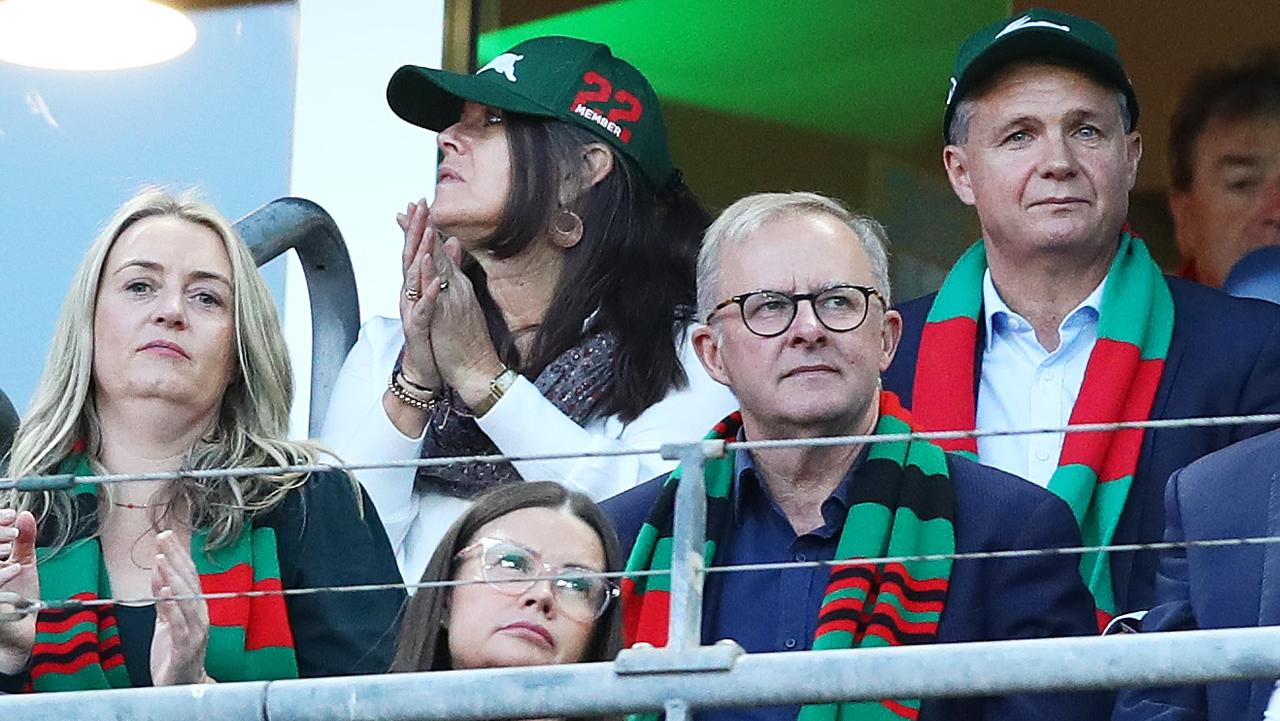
[471,366,519,416]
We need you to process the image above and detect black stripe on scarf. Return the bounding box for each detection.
[849,459,955,522]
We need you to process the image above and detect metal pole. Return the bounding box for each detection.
[661,440,716,721]
[236,197,361,437]
[8,628,1280,721]
[664,441,713,652]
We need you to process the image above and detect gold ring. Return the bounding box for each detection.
[404,287,421,301]
[438,279,450,292]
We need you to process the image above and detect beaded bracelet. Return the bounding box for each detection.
[387,370,437,411]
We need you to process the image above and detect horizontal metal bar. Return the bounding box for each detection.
[4,628,1280,721]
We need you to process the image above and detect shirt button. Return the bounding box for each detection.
[794,553,807,562]
[1036,448,1051,461]
[784,638,798,650]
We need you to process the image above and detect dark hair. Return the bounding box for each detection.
[391,481,624,675]
[1170,50,1280,191]
[464,113,710,422]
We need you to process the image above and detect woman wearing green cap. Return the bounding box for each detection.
[320,36,736,585]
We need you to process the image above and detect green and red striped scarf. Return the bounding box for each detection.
[911,230,1172,624]
[622,393,955,721]
[26,455,298,691]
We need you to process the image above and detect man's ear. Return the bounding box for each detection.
[879,308,903,373]
[943,145,977,206]
[691,324,731,387]
[1124,131,1143,191]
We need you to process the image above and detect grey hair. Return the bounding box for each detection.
[4,187,348,554]
[946,63,1134,145]
[696,191,892,322]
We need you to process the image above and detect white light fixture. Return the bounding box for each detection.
[0,0,197,71]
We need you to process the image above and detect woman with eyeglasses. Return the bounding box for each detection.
[320,36,737,586]
[392,481,621,674]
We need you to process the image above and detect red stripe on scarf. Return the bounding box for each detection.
[879,563,951,595]
[245,578,295,651]
[32,631,102,658]
[814,618,862,637]
[202,563,253,628]
[823,571,875,596]
[878,583,946,615]
[625,587,670,647]
[912,317,979,454]
[1096,608,1114,632]
[863,604,945,638]
[1100,358,1164,482]
[881,698,920,720]
[37,608,103,635]
[1059,343,1163,481]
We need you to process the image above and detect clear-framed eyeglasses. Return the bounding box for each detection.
[705,284,886,338]
[454,537,620,623]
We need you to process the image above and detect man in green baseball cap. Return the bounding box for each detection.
[387,35,678,189]
[883,7,1280,628]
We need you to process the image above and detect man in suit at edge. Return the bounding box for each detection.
[604,191,1109,721]
[1113,426,1280,720]
[882,8,1280,622]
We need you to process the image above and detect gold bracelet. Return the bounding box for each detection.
[470,367,518,417]
[388,370,437,411]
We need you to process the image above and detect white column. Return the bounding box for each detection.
[285,0,445,437]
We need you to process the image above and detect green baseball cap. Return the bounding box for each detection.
[388,35,677,189]
[943,8,1139,140]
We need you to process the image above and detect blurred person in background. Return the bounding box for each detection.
[1169,51,1280,302]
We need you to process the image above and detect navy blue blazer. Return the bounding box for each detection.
[604,453,1110,721]
[884,277,1280,614]
[1114,428,1280,721]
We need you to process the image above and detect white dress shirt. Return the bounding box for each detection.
[975,270,1107,487]
[319,317,739,586]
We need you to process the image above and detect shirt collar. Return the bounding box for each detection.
[730,430,866,533]
[981,268,1107,351]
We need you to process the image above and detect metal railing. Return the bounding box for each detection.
[5,411,1280,718]
[235,197,360,436]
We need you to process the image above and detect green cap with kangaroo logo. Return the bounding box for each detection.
[944,8,1139,140]
[388,35,677,189]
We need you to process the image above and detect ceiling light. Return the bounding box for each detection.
[0,0,196,72]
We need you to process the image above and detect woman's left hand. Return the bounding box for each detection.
[422,234,506,409]
[149,531,214,686]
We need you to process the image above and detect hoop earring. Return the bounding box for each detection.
[552,209,583,248]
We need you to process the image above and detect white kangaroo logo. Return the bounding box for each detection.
[478,53,524,83]
[994,15,1071,39]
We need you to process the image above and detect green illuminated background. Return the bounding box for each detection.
[479,1,1009,151]
[476,1,1013,299]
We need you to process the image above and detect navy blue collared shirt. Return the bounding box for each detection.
[700,446,865,721]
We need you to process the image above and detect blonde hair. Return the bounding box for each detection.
[4,187,336,552]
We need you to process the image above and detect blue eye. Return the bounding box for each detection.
[192,291,224,308]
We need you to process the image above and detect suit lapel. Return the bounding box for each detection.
[1251,471,1280,713]
[1110,285,1187,611]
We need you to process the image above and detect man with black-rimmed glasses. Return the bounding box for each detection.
[603,191,1108,721]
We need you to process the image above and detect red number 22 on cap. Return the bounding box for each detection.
[569,71,644,143]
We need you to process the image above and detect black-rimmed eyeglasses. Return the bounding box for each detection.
[454,537,620,622]
[705,285,886,338]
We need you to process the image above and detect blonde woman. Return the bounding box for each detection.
[0,188,403,692]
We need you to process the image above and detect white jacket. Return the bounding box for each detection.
[319,316,738,586]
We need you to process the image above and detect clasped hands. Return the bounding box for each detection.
[0,509,214,685]
[396,200,506,408]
